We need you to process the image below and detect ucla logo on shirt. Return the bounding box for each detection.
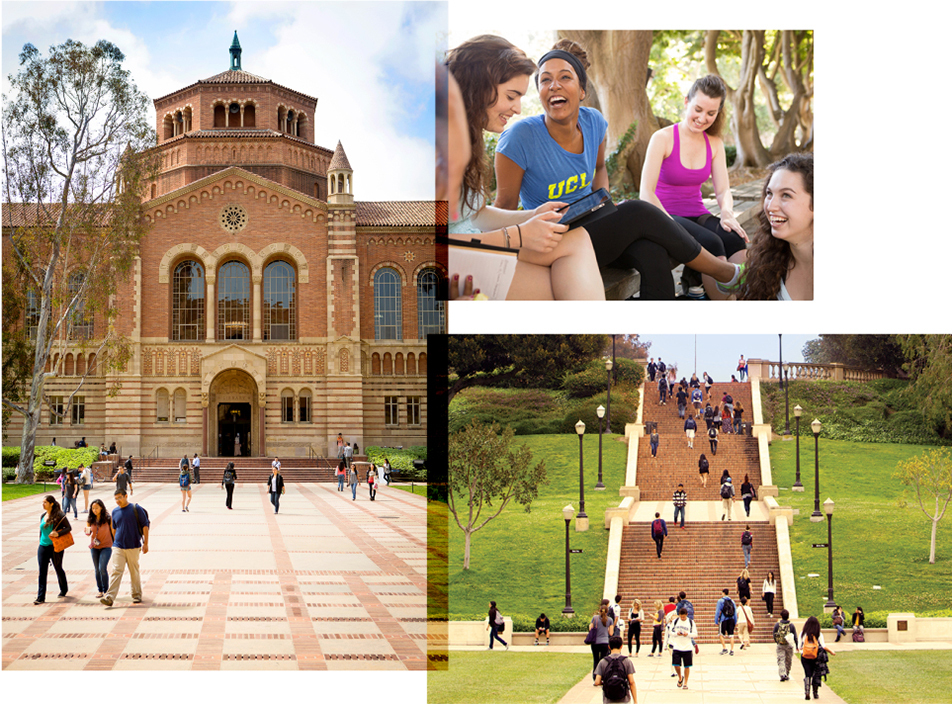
[547,172,590,200]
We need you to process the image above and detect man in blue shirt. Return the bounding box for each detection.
[714,588,737,655]
[101,489,149,607]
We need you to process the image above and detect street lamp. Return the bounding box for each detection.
[575,420,587,520]
[595,405,606,490]
[810,418,823,521]
[562,504,575,616]
[605,359,614,429]
[793,405,804,491]
[780,335,791,436]
[823,498,836,610]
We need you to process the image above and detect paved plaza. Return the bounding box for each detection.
[2,480,428,673]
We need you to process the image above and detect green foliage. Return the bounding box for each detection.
[800,335,906,376]
[2,446,21,467]
[484,132,500,197]
[31,446,100,474]
[560,389,638,435]
[449,387,564,435]
[897,335,952,439]
[562,357,644,399]
[364,445,427,481]
[3,467,17,481]
[724,144,737,167]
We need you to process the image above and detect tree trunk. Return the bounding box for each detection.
[464,530,472,570]
[558,30,658,191]
[706,30,772,168]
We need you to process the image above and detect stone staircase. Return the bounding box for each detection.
[615,379,784,643]
[128,456,348,483]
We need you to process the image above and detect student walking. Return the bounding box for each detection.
[588,604,614,679]
[191,454,201,483]
[179,463,193,512]
[343,442,354,468]
[337,433,345,459]
[715,588,737,655]
[62,470,80,519]
[651,512,668,558]
[763,571,777,617]
[773,609,798,681]
[348,463,359,500]
[367,464,378,501]
[737,355,747,382]
[650,427,660,458]
[668,608,699,690]
[720,473,735,520]
[179,454,190,481]
[221,461,237,509]
[684,416,697,449]
[113,462,133,497]
[698,454,710,488]
[708,424,719,455]
[740,475,757,517]
[383,458,392,486]
[676,386,688,419]
[800,615,836,700]
[673,484,687,528]
[736,568,752,602]
[487,601,508,650]
[647,358,657,382]
[627,599,644,656]
[267,464,285,514]
[738,596,755,650]
[123,454,134,482]
[593,635,637,703]
[35,495,72,604]
[79,464,92,512]
[658,375,668,405]
[336,460,346,491]
[84,499,113,599]
[101,489,149,606]
[733,402,744,434]
[741,526,754,568]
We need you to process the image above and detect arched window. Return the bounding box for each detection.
[172,260,205,341]
[245,104,256,127]
[228,102,241,128]
[156,389,170,422]
[373,268,401,340]
[68,271,93,340]
[173,388,187,422]
[65,353,75,376]
[299,389,312,423]
[263,261,296,340]
[214,104,226,128]
[416,268,445,339]
[281,389,294,423]
[218,261,250,340]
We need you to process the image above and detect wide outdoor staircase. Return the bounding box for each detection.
[639,382,760,502]
[129,456,347,483]
[616,381,784,643]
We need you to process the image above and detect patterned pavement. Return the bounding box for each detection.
[2,479,428,692]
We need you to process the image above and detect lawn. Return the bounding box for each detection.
[428,652,591,704]
[393,483,428,497]
[3,483,58,501]
[449,432,628,628]
[828,651,952,704]
[769,438,952,617]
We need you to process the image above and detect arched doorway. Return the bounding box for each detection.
[207,369,260,457]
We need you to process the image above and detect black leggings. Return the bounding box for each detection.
[627,621,642,654]
[585,200,703,300]
[765,592,775,614]
[675,215,747,260]
[591,642,609,678]
[651,625,664,654]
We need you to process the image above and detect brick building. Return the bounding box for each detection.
[8,34,441,458]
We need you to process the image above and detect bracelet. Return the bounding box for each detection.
[502,226,510,248]
[516,223,523,248]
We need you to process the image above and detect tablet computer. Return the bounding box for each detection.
[557,187,616,227]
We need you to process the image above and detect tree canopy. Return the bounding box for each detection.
[2,39,157,482]
[801,335,907,377]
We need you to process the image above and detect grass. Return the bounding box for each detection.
[827,651,952,704]
[770,438,952,617]
[449,432,628,627]
[428,652,591,704]
[3,482,58,501]
[393,483,428,497]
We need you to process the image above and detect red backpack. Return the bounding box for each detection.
[652,519,664,538]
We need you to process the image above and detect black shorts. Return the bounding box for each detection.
[672,649,693,668]
[720,619,736,636]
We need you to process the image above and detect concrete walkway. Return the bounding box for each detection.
[2,481,428,671]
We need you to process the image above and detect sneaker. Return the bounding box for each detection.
[505,643,510,651]
[185,506,189,512]
[720,649,728,655]
[132,598,142,604]
[33,598,45,605]
[716,262,746,294]
[100,596,114,606]
[730,650,734,656]
[182,509,186,512]
[57,592,68,598]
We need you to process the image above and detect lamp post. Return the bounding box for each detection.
[810,418,823,521]
[562,504,575,615]
[595,405,606,490]
[605,359,614,429]
[823,498,836,610]
[780,335,791,436]
[575,420,587,524]
[793,405,804,491]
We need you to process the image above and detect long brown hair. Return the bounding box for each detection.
[43,494,65,528]
[598,603,610,626]
[738,152,814,300]
[686,74,727,138]
[445,35,536,212]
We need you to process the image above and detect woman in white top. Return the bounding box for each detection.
[446,35,604,300]
[737,596,755,650]
[800,615,835,700]
[762,571,777,617]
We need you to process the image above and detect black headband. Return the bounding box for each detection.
[537,49,587,92]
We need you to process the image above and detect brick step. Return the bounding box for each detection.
[128,467,338,483]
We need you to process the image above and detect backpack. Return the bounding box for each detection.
[709,427,718,439]
[774,621,791,645]
[721,598,735,620]
[721,483,733,499]
[601,656,630,701]
[802,635,819,659]
[224,468,235,483]
[852,626,865,642]
[129,503,148,540]
[742,531,752,546]
[179,471,190,488]
[494,610,504,631]
[652,518,665,538]
[725,394,733,404]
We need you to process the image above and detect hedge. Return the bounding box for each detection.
[364,445,427,481]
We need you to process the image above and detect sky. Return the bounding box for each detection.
[2,0,446,201]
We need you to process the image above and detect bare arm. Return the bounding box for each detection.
[593,139,609,193]
[493,151,525,210]
[710,137,747,239]
[141,526,149,554]
[639,128,673,215]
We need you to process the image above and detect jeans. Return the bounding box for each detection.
[743,543,752,568]
[351,482,357,500]
[37,543,68,601]
[744,496,753,516]
[91,547,112,593]
[650,440,659,457]
[489,622,507,649]
[105,546,142,602]
[734,418,743,433]
[62,494,78,518]
[654,535,664,558]
[674,505,685,528]
[338,474,345,491]
[678,403,686,418]
[270,491,281,513]
[710,439,718,455]
[834,623,845,640]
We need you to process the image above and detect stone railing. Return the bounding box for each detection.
[747,359,884,383]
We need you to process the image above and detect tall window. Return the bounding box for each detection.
[26,290,40,341]
[299,389,312,423]
[68,272,93,340]
[374,268,402,340]
[407,396,421,426]
[385,396,399,426]
[71,396,85,425]
[282,390,294,423]
[416,269,444,339]
[263,261,296,340]
[156,389,169,422]
[173,388,187,422]
[217,261,250,340]
[172,260,205,340]
[49,396,64,425]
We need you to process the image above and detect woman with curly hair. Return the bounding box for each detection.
[446,35,604,300]
[725,152,813,300]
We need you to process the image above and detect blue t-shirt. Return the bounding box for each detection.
[495,106,608,211]
[112,503,149,550]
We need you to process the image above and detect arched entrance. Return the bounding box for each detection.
[207,369,260,457]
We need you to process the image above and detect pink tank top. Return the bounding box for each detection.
[655,124,712,218]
